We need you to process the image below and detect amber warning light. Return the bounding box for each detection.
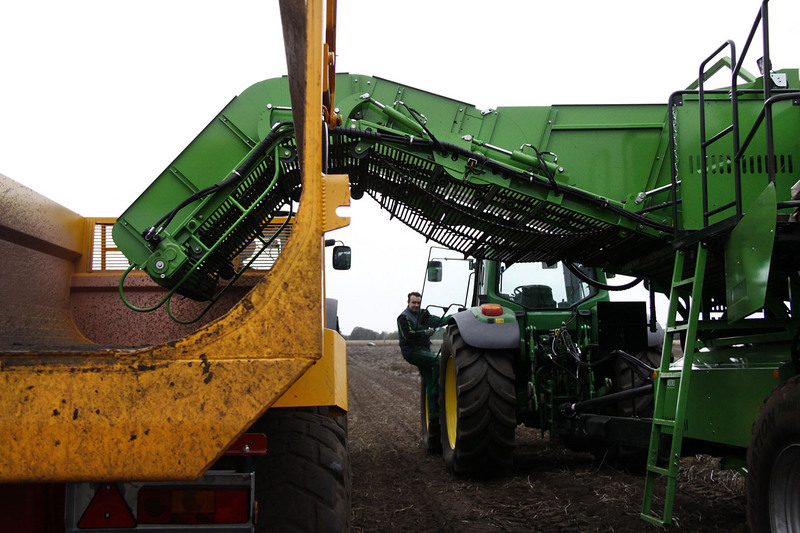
[481,304,504,317]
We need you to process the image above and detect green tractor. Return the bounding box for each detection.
[422,251,663,476]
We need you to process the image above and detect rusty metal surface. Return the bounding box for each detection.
[0,174,84,262]
[0,174,91,348]
[69,272,263,347]
[0,0,350,482]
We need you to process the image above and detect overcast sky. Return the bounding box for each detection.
[1,1,797,334]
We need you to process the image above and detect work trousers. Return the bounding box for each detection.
[404,348,440,419]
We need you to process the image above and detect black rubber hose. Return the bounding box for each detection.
[144,122,294,243]
[565,262,643,292]
[560,383,654,415]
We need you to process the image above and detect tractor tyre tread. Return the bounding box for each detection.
[250,407,351,533]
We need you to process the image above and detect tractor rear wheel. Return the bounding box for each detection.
[591,347,662,469]
[439,325,516,477]
[747,375,800,532]
[251,407,351,532]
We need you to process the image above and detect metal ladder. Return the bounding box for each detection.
[640,243,707,526]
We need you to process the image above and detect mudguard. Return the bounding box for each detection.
[450,308,520,351]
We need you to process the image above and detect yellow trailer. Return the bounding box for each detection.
[0,1,350,530]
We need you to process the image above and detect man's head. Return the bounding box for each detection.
[407,291,422,313]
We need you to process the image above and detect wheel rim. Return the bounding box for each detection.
[424,387,430,430]
[445,356,457,449]
[769,443,800,532]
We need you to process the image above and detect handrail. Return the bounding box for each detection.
[698,39,741,225]
[694,0,774,229]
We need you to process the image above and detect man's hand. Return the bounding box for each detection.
[426,328,436,337]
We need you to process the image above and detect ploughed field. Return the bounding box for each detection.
[346,343,747,532]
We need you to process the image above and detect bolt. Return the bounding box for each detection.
[154,260,165,270]
[243,444,250,453]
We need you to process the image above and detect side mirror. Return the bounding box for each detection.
[332,246,351,270]
[427,260,443,282]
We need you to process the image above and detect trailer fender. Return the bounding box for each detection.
[450,308,520,350]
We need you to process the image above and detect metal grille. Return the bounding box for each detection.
[92,219,292,274]
[232,218,293,271]
[329,132,657,269]
[175,139,301,299]
[92,222,130,271]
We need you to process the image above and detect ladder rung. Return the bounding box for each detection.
[672,278,695,289]
[666,324,688,333]
[646,464,672,477]
[640,513,668,527]
[653,418,676,428]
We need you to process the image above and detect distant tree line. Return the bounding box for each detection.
[347,327,399,340]
[346,326,443,341]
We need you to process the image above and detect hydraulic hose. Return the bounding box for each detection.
[565,262,644,292]
[143,122,294,244]
[560,384,654,415]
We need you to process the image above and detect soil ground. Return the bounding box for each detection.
[346,344,749,532]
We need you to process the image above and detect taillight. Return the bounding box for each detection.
[137,487,250,525]
[77,483,136,528]
[481,304,504,317]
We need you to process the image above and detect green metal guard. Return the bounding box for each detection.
[116,124,300,320]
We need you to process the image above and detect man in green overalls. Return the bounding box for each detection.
[397,292,446,419]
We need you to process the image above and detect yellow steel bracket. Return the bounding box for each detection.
[323,173,351,231]
[0,0,349,483]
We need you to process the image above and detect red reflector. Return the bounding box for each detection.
[215,489,250,524]
[138,488,249,525]
[224,433,268,455]
[78,483,136,528]
[481,304,503,317]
